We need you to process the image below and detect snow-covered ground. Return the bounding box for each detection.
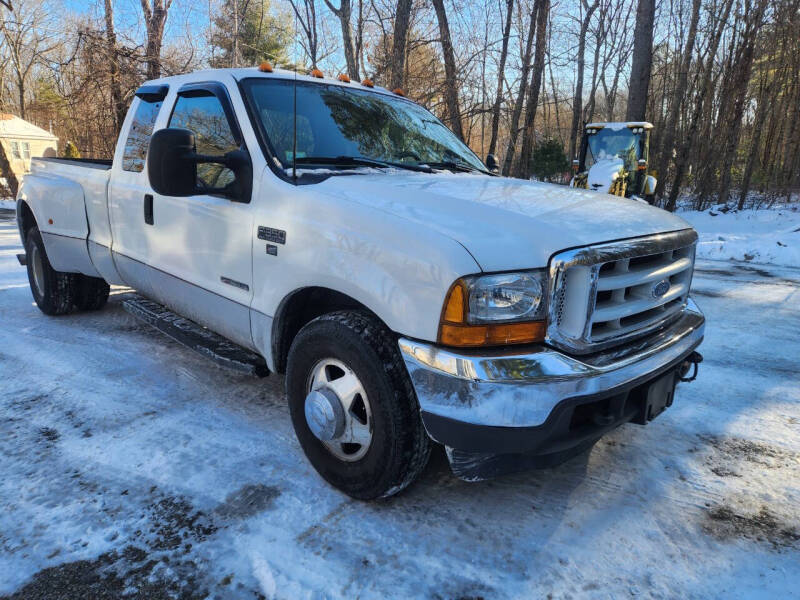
[1,211,799,599]
[680,204,800,267]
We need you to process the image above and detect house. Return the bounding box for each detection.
[0,113,58,178]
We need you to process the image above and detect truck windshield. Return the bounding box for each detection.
[585,128,641,171]
[241,78,488,174]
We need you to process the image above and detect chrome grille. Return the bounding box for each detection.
[547,229,697,354]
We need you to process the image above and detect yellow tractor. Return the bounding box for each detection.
[570,122,656,203]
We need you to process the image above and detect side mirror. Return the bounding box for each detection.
[485,153,499,173]
[148,128,197,197]
[148,127,253,202]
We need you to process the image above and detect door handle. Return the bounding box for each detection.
[144,194,154,225]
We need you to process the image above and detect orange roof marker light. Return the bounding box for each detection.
[393,88,405,97]
[258,61,273,73]
[310,68,324,78]
[337,74,351,83]
[361,78,374,88]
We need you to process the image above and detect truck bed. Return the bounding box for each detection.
[35,156,112,170]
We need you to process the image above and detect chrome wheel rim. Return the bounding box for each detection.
[306,358,372,462]
[30,244,45,297]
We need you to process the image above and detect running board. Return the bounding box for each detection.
[16,253,26,266]
[122,296,269,377]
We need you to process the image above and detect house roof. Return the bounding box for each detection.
[0,113,58,141]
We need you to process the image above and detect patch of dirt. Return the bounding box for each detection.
[690,288,725,298]
[214,483,281,519]
[38,427,60,443]
[2,492,220,600]
[704,505,800,549]
[147,496,218,552]
[699,434,798,477]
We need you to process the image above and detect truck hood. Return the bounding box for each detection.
[316,172,692,272]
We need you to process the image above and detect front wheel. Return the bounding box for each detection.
[286,311,431,500]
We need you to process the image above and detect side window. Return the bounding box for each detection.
[122,97,163,172]
[169,94,239,190]
[22,142,30,159]
[10,141,20,159]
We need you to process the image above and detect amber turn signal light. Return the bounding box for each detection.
[437,280,546,348]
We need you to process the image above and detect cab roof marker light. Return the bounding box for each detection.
[338,74,351,83]
[393,88,405,97]
[258,61,273,73]
[310,68,324,78]
[361,78,374,88]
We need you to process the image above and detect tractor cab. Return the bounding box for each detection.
[570,122,656,203]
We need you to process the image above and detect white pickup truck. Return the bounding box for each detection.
[16,67,704,499]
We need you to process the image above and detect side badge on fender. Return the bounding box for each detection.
[258,226,286,245]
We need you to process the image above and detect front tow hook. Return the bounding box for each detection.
[679,351,703,383]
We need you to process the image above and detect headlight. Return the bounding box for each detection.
[466,271,546,323]
[438,270,548,347]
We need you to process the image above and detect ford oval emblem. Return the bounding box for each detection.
[652,279,671,298]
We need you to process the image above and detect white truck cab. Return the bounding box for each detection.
[16,67,704,499]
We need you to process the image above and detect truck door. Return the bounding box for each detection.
[112,82,256,350]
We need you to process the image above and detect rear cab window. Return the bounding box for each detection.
[122,97,164,172]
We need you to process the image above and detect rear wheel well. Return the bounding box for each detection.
[272,287,384,374]
[17,201,36,243]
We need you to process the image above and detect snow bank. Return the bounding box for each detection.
[679,204,800,267]
[0,198,15,211]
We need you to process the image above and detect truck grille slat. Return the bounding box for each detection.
[547,230,697,354]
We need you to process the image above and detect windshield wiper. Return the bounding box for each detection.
[420,160,485,174]
[293,156,433,173]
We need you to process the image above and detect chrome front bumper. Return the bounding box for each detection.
[399,298,705,432]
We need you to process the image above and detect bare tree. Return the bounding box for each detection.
[516,0,549,178]
[652,0,700,200]
[486,0,513,157]
[502,0,539,174]
[289,0,319,68]
[104,0,126,135]
[431,0,464,140]
[625,0,654,121]
[139,0,173,80]
[568,0,600,161]
[325,0,362,80]
[389,0,412,90]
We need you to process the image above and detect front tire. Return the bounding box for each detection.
[24,226,78,315]
[286,311,431,500]
[75,275,110,311]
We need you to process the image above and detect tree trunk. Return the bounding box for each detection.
[653,0,701,200]
[487,0,514,157]
[625,0,655,121]
[390,0,412,90]
[140,0,172,80]
[502,1,539,175]
[717,0,768,206]
[568,0,600,161]
[432,0,464,140]
[0,143,19,199]
[738,77,772,209]
[516,0,550,178]
[325,0,360,80]
[105,0,126,135]
[665,0,734,212]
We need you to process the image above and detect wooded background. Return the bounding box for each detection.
[0,0,797,211]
